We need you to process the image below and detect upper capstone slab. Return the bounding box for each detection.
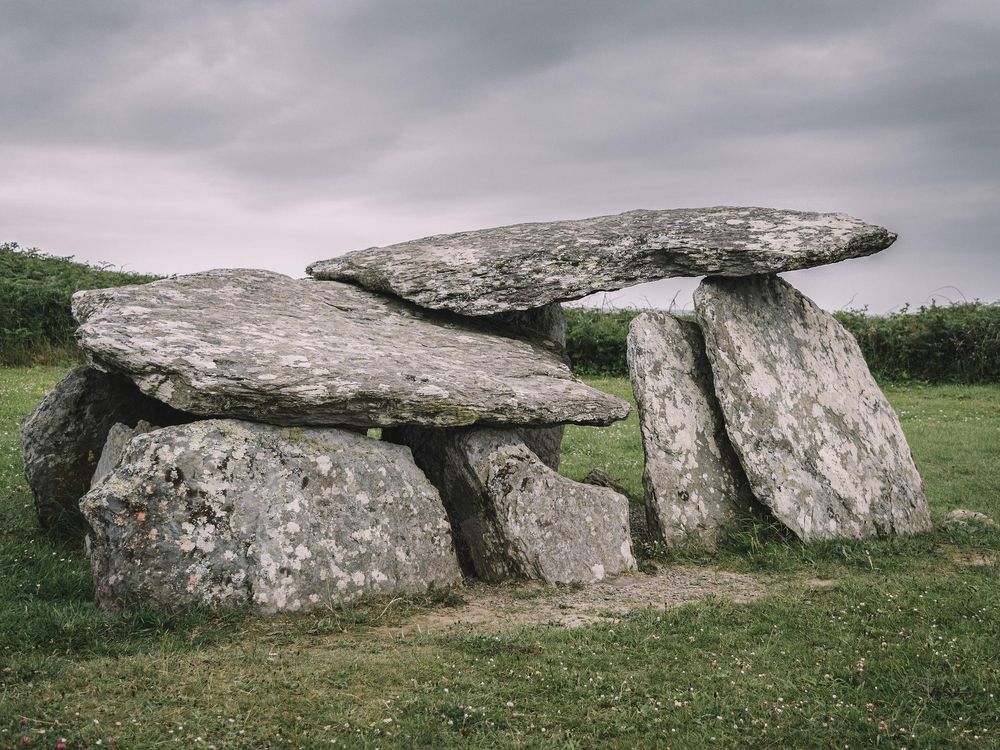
[72,269,630,428]
[307,207,896,315]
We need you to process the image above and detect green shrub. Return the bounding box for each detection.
[834,303,1000,383]
[0,243,160,366]
[565,307,642,376]
[565,302,1000,383]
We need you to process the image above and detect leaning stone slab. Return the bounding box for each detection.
[489,302,569,470]
[72,269,629,429]
[627,312,755,548]
[81,420,462,613]
[90,420,159,488]
[386,427,636,583]
[694,275,931,542]
[308,207,896,315]
[18,366,189,536]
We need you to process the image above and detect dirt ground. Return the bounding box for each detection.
[384,565,767,635]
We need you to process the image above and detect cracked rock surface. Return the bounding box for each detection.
[694,275,931,542]
[82,419,462,612]
[308,207,896,315]
[627,312,756,548]
[387,427,636,584]
[18,365,190,536]
[72,269,629,428]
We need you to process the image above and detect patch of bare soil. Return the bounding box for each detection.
[949,550,998,567]
[388,566,766,635]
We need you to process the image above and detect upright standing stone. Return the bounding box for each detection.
[386,427,636,583]
[18,366,190,536]
[694,275,932,541]
[82,420,462,612]
[488,301,569,470]
[308,207,897,315]
[627,312,756,548]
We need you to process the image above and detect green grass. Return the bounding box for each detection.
[2,368,998,748]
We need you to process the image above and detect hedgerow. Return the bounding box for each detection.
[1,243,160,366]
[565,302,999,383]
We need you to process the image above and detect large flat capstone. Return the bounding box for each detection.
[308,207,896,315]
[627,312,756,548]
[82,419,462,612]
[72,269,629,428]
[694,275,932,541]
[386,427,636,583]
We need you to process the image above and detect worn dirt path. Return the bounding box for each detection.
[382,565,766,635]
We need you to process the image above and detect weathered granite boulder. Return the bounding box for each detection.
[82,420,462,612]
[694,275,932,541]
[627,312,756,548]
[73,269,629,429]
[18,366,190,536]
[308,207,897,315]
[386,427,636,583]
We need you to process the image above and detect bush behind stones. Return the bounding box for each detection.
[565,301,1000,383]
[0,243,160,366]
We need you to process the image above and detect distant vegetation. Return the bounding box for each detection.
[2,243,996,382]
[567,302,1000,383]
[0,243,160,366]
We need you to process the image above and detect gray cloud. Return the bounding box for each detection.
[1,0,997,310]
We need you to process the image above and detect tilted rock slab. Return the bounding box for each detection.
[386,427,636,583]
[627,312,756,548]
[82,420,462,612]
[72,269,629,428]
[694,275,932,541]
[18,366,190,536]
[308,207,897,315]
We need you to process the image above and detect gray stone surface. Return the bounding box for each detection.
[694,275,932,542]
[81,420,462,612]
[943,509,996,528]
[386,427,636,583]
[18,366,190,536]
[72,269,629,428]
[308,207,897,315]
[627,312,755,548]
[491,302,569,470]
[488,302,569,359]
[513,425,564,472]
[91,420,158,488]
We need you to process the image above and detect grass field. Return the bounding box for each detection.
[2,367,998,749]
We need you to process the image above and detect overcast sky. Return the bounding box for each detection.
[2,0,997,312]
